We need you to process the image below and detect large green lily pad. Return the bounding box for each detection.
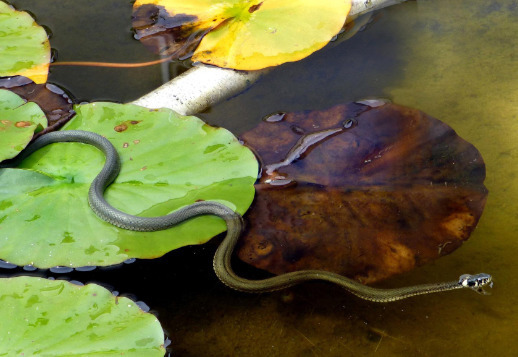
[0,102,258,268]
[0,89,47,162]
[132,0,351,70]
[0,276,165,356]
[0,2,50,83]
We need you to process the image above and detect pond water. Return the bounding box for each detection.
[4,0,518,356]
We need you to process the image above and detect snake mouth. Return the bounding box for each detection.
[475,285,493,295]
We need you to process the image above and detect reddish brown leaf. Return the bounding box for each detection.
[238,102,487,284]
[0,76,75,136]
[132,4,209,59]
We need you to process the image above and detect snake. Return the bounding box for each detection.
[1,130,493,302]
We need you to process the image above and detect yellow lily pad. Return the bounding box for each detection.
[0,2,50,83]
[133,0,351,70]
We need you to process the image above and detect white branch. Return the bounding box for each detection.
[350,0,409,18]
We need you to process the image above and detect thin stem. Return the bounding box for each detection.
[50,56,173,68]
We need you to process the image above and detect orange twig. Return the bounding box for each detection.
[51,56,173,68]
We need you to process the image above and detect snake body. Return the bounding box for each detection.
[3,130,493,302]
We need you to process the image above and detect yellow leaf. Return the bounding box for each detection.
[133,0,351,70]
[15,63,50,84]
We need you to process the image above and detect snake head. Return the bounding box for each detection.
[459,273,493,295]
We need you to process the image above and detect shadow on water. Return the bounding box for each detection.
[4,0,518,356]
[198,6,411,135]
[6,0,167,103]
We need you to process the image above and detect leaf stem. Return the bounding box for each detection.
[50,56,173,68]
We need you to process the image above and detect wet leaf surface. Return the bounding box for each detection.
[0,89,47,161]
[0,276,165,356]
[0,102,258,268]
[0,2,50,83]
[0,76,75,135]
[132,0,351,70]
[238,102,487,283]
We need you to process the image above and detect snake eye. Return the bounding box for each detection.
[459,274,471,287]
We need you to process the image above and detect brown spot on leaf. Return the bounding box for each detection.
[133,140,140,145]
[254,240,273,257]
[123,142,129,148]
[130,120,141,125]
[15,121,32,128]
[114,124,128,132]
[249,2,264,13]
[238,102,487,284]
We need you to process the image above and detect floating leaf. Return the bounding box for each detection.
[0,2,51,83]
[0,102,258,268]
[0,89,47,162]
[237,102,487,284]
[0,276,165,356]
[0,76,75,133]
[132,0,351,70]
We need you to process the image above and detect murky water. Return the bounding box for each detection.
[4,0,518,356]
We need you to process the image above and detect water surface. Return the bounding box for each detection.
[5,0,518,356]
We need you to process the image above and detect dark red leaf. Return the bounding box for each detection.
[238,102,487,283]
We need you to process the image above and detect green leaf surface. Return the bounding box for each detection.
[0,1,51,83]
[0,89,47,162]
[0,276,165,356]
[0,102,258,268]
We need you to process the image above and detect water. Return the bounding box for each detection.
[4,0,518,355]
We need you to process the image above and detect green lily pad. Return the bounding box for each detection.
[132,0,351,70]
[0,102,258,268]
[0,276,166,356]
[0,2,51,83]
[0,89,47,162]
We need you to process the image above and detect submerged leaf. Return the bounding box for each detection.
[132,0,351,70]
[0,2,51,83]
[0,89,47,162]
[0,276,165,356]
[0,102,258,268]
[238,102,487,284]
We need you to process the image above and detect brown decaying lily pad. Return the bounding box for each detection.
[0,76,75,137]
[132,4,206,59]
[238,101,487,284]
